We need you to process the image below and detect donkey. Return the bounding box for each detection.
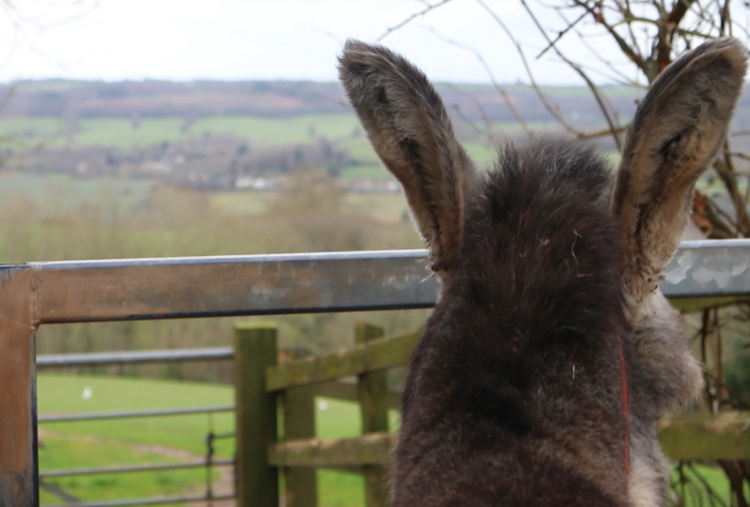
[339,38,747,505]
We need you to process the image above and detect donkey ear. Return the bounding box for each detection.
[612,38,747,303]
[338,40,479,280]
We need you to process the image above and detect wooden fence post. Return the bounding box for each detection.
[356,322,390,507]
[283,384,318,506]
[234,323,278,507]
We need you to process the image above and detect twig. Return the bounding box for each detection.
[451,104,487,139]
[570,0,653,80]
[424,27,534,138]
[518,0,624,150]
[560,10,644,86]
[445,83,495,133]
[475,0,587,139]
[536,9,589,59]
[713,145,750,235]
[704,194,741,238]
[377,0,454,42]
[727,151,750,163]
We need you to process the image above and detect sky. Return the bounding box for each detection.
[0,0,650,85]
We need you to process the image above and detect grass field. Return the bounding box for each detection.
[340,164,389,182]
[0,171,412,228]
[0,117,61,138]
[38,374,233,505]
[39,435,209,504]
[37,373,386,506]
[0,114,564,160]
[76,118,186,149]
[0,114,365,151]
[193,114,361,147]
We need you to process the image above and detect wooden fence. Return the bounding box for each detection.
[233,321,750,507]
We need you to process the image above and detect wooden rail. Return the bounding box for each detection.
[265,331,420,391]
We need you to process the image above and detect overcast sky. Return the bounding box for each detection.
[0,1,643,85]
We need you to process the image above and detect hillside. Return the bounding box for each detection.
[1,79,650,125]
[1,79,749,193]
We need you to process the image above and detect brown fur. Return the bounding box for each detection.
[339,39,747,506]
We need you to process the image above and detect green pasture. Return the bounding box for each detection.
[38,374,233,505]
[0,114,562,158]
[76,118,186,149]
[37,375,235,457]
[0,117,61,139]
[39,435,208,505]
[463,141,497,167]
[36,373,392,506]
[1,114,364,151]
[340,164,389,182]
[336,136,378,162]
[193,114,361,147]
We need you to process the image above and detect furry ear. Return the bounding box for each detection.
[612,38,748,303]
[338,40,479,280]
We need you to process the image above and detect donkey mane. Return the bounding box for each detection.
[398,141,631,504]
[459,141,622,333]
[338,38,748,506]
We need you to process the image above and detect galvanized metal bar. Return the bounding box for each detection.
[664,239,750,298]
[39,405,234,423]
[15,241,750,326]
[37,347,233,369]
[28,250,437,324]
[45,493,236,507]
[40,458,234,478]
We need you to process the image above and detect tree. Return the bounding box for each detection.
[0,0,98,169]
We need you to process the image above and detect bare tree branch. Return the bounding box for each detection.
[713,145,750,236]
[475,0,599,140]
[571,0,654,80]
[377,0,454,42]
[518,0,625,149]
[424,27,535,138]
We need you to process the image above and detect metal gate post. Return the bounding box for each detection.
[0,266,38,507]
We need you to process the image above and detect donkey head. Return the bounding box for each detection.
[340,39,746,505]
